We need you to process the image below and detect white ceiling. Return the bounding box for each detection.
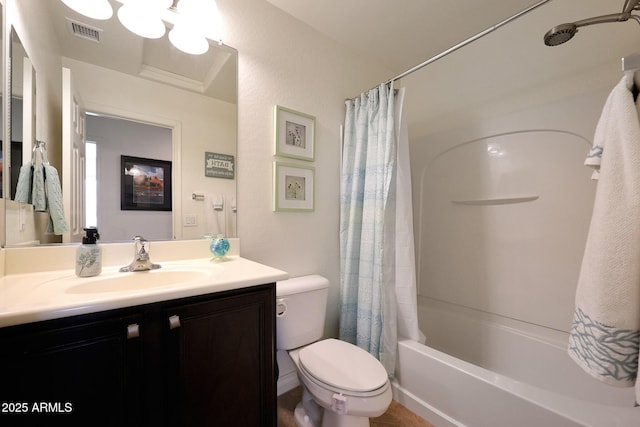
[266,0,547,75]
[266,0,640,138]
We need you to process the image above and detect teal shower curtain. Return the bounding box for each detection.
[339,83,398,374]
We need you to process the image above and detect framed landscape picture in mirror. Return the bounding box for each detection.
[274,105,315,161]
[121,156,172,211]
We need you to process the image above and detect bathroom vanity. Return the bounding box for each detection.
[0,252,288,427]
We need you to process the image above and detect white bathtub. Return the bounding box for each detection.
[391,298,640,427]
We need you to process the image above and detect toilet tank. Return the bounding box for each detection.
[276,275,329,350]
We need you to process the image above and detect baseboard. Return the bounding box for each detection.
[390,379,460,427]
[277,350,300,396]
[277,370,300,396]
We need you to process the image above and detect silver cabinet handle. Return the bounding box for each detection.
[127,323,140,339]
[168,315,181,330]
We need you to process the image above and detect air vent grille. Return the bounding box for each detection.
[67,19,102,43]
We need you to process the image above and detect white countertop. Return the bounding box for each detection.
[0,256,289,328]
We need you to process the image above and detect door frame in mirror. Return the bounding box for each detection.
[78,101,183,241]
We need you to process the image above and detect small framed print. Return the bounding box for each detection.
[274,105,315,161]
[273,162,315,212]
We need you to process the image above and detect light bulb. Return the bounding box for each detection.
[175,0,223,43]
[61,0,113,20]
[117,1,166,39]
[169,23,209,55]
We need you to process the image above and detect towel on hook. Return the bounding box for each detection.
[43,164,68,235]
[14,162,33,203]
[568,71,640,402]
[32,163,47,212]
[204,193,225,236]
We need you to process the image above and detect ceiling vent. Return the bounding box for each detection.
[66,18,103,43]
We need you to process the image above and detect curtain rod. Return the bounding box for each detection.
[348,0,553,99]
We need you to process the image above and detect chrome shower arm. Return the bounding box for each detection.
[572,13,636,29]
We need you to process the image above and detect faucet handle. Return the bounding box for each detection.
[132,236,150,260]
[119,236,160,272]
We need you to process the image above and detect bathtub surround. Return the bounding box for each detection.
[408,51,639,422]
[569,71,640,402]
[340,83,420,375]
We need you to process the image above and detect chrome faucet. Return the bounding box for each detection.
[119,236,161,272]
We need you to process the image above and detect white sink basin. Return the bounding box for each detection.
[64,266,222,294]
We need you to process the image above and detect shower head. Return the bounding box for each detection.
[544,3,640,47]
[543,23,578,46]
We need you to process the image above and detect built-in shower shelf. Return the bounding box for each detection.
[451,195,539,206]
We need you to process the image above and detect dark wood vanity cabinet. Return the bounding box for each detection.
[0,284,276,427]
[0,310,145,426]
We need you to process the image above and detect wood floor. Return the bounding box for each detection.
[277,387,434,427]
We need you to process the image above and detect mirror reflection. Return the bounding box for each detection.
[7,27,31,201]
[5,0,237,246]
[86,114,173,242]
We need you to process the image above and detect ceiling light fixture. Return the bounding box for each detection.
[61,0,113,20]
[59,0,224,55]
[117,0,172,39]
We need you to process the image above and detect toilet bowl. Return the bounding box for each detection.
[276,275,392,427]
[289,339,392,427]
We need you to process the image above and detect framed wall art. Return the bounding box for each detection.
[273,162,315,212]
[121,155,172,211]
[274,105,315,161]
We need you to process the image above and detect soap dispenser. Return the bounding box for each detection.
[76,227,102,277]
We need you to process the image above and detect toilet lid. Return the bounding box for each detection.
[298,339,388,393]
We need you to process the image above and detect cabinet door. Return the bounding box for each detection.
[0,313,144,427]
[164,285,276,427]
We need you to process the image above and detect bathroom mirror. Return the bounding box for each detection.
[8,26,34,201]
[4,0,237,246]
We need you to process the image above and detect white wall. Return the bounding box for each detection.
[220,0,389,336]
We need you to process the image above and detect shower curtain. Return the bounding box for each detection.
[339,83,421,376]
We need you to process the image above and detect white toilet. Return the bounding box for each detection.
[276,275,392,427]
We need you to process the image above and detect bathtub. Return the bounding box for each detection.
[391,298,639,427]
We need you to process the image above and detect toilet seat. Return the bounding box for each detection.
[298,339,389,397]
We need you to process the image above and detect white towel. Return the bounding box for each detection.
[568,72,640,401]
[204,193,225,236]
